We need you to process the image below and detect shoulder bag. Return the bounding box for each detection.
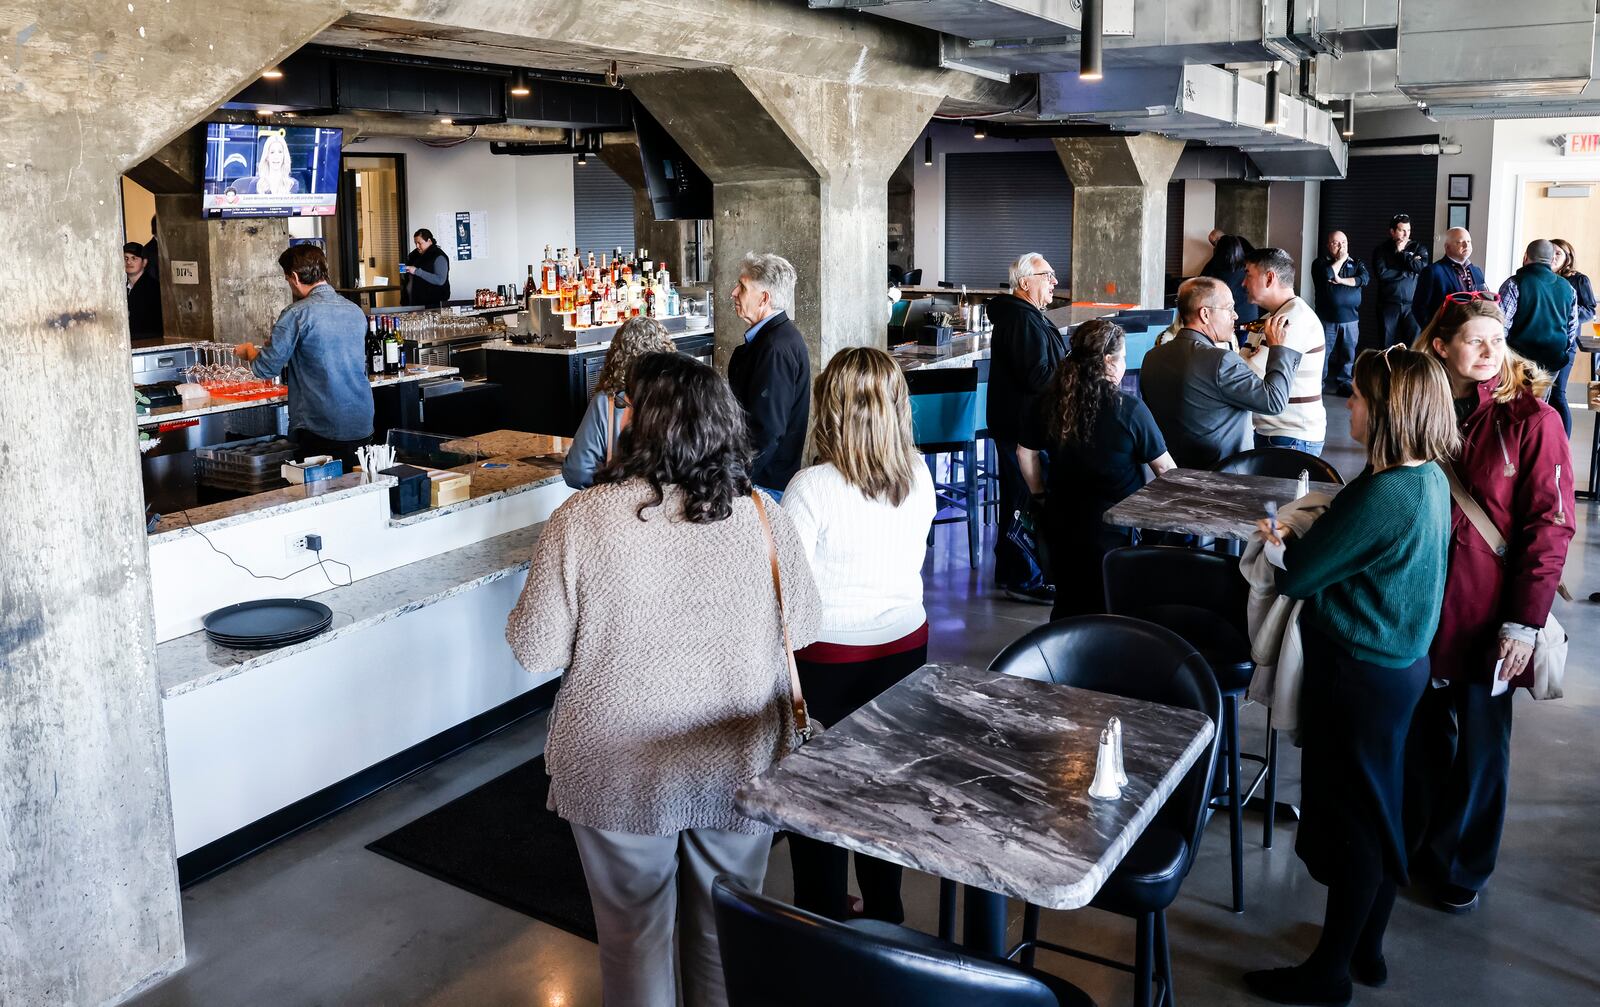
[751,492,817,742]
[1441,463,1569,700]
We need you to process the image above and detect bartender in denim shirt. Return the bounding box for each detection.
[236,245,374,471]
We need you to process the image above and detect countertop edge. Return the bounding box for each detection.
[149,476,395,545]
[387,471,566,527]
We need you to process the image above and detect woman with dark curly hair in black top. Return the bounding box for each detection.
[1023,319,1175,621]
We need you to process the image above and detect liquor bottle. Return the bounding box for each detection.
[576,291,593,328]
[541,246,557,294]
[643,282,656,318]
[384,321,400,375]
[367,317,384,376]
[525,263,536,302]
[640,248,653,274]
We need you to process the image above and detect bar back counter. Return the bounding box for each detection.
[146,429,572,883]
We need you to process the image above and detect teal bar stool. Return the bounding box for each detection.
[908,366,982,565]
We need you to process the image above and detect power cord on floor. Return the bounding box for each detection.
[178,509,353,589]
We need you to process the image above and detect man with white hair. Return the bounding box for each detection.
[727,251,811,494]
[1413,227,1486,329]
[984,251,1066,605]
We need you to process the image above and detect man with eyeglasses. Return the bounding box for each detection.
[1142,277,1301,469]
[985,252,1067,605]
[1413,227,1486,329]
[1372,213,1429,347]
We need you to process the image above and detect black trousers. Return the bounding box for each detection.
[1379,301,1420,348]
[992,439,1044,589]
[292,429,372,475]
[788,642,927,923]
[1404,679,1515,891]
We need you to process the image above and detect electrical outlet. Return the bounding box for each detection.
[284,530,320,559]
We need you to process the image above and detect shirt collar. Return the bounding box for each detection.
[1447,255,1470,267]
[744,310,781,343]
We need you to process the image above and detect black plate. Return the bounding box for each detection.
[203,599,334,643]
[205,622,331,649]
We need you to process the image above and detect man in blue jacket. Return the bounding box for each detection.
[1312,230,1369,396]
[1413,227,1486,330]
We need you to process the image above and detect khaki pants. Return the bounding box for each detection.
[570,822,771,1007]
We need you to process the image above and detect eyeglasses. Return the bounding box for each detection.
[1205,303,1238,316]
[1029,270,1057,281]
[1378,342,1405,373]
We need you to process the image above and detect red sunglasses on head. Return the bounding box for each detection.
[1433,289,1500,321]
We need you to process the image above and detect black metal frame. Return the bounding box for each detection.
[337,151,409,296]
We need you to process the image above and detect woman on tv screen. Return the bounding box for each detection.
[241,133,299,196]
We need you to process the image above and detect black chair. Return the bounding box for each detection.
[988,615,1222,1007]
[904,268,924,286]
[712,877,1096,1007]
[1102,546,1266,912]
[1213,446,1344,486]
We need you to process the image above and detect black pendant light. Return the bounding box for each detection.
[1342,97,1356,138]
[1080,0,1104,81]
[924,135,933,167]
[1264,63,1281,128]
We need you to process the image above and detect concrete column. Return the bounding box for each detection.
[1215,180,1272,247]
[1055,135,1186,308]
[0,4,339,1004]
[630,68,942,370]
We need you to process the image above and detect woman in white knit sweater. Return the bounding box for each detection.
[781,346,935,924]
[507,352,821,1007]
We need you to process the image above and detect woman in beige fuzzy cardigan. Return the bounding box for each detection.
[506,351,821,1007]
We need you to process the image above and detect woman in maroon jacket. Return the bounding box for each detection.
[1407,296,1575,915]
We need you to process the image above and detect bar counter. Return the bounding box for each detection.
[136,364,459,427]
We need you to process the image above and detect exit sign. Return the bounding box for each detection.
[1565,133,1600,155]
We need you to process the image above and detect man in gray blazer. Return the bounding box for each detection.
[1140,277,1303,469]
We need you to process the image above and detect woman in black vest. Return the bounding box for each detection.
[401,229,451,307]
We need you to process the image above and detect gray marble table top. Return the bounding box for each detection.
[735,663,1214,911]
[1104,468,1343,541]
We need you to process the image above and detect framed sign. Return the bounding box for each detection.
[1448,203,1470,230]
[1448,174,1473,200]
[1564,132,1600,155]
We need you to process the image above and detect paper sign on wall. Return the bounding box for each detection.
[437,210,486,263]
[172,260,199,285]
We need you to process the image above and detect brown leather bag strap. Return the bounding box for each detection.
[751,491,811,738]
[602,395,631,464]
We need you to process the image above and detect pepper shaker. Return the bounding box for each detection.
[1089,728,1123,800]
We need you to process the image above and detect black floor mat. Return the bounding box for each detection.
[367,756,596,942]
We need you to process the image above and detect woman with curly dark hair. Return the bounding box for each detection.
[1024,319,1175,621]
[562,316,676,489]
[506,351,822,1007]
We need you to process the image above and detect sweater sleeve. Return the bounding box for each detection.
[778,470,823,569]
[562,393,610,490]
[410,256,449,287]
[505,506,578,674]
[1503,408,1577,627]
[1276,475,1397,600]
[764,495,823,650]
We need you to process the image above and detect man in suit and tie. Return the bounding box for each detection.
[1413,227,1486,330]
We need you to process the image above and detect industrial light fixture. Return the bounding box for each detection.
[1342,96,1356,138]
[1264,62,1281,128]
[439,117,454,125]
[606,60,620,88]
[973,122,987,140]
[261,67,284,80]
[509,72,531,98]
[255,109,272,118]
[924,135,933,167]
[280,111,296,118]
[1079,0,1103,81]
[577,151,588,166]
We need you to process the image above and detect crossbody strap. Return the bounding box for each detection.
[751,492,811,737]
[1441,460,1573,602]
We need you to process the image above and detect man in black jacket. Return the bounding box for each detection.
[124,241,163,341]
[984,252,1066,605]
[727,252,810,494]
[1370,213,1429,348]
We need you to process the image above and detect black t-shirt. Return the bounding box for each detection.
[1045,390,1167,523]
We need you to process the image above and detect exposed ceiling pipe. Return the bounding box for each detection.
[1347,142,1463,157]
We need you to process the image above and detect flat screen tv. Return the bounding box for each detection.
[202,123,343,219]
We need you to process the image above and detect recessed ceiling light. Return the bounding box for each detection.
[261,67,284,80]
[440,117,454,125]
[280,111,296,118]
[255,109,272,117]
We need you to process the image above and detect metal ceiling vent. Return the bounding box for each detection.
[1396,0,1598,101]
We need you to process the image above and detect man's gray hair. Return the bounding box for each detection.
[1008,252,1048,289]
[739,252,797,313]
[1527,238,1556,266]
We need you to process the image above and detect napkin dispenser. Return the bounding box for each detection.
[380,464,430,515]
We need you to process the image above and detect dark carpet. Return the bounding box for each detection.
[367,756,596,942]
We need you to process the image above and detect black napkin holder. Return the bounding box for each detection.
[918,324,953,347]
[380,464,431,516]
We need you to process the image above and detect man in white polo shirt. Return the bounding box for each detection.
[1241,246,1328,456]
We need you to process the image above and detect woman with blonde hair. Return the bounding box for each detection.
[1404,296,1574,916]
[563,316,676,489]
[1246,346,1458,1005]
[781,346,935,924]
[248,133,298,196]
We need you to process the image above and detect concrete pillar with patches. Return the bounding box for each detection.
[1054,134,1186,309]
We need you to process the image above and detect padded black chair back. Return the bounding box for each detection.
[1213,446,1344,486]
[1101,546,1251,662]
[712,878,1062,1007]
[988,615,1222,873]
[904,268,924,286]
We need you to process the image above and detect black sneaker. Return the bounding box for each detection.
[1003,584,1056,606]
[1435,883,1479,914]
[1351,955,1388,988]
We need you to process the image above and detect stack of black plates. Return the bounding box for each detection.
[203,599,333,649]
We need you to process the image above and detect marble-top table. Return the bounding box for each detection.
[1104,468,1342,541]
[735,663,1214,949]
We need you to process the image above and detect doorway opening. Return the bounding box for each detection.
[339,153,408,309]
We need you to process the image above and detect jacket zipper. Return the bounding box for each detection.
[1555,464,1566,526]
[1496,421,1515,477]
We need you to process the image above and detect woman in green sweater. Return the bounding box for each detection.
[1245,346,1458,1006]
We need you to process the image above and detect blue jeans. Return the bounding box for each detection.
[1323,321,1360,390]
[1262,434,1325,457]
[1548,357,1574,437]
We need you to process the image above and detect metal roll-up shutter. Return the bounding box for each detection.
[1318,139,1438,350]
[573,159,635,256]
[945,151,1072,289]
[1165,178,1186,278]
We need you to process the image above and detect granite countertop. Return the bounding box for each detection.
[148,473,394,544]
[482,324,713,356]
[735,663,1215,911]
[387,429,571,527]
[136,365,460,427]
[892,332,990,372]
[157,523,542,698]
[1104,468,1343,541]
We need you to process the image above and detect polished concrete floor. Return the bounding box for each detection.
[132,397,1600,1006]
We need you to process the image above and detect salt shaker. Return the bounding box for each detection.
[1089,728,1123,800]
[1109,716,1128,787]
[1296,468,1310,499]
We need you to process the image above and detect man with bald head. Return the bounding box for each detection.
[1498,238,1580,429]
[1413,227,1486,329]
[1312,230,1369,396]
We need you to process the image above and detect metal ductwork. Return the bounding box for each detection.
[1040,63,1347,179]
[1397,0,1596,100]
[806,0,1131,41]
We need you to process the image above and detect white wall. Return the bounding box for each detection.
[1486,116,1600,283]
[346,138,576,295]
